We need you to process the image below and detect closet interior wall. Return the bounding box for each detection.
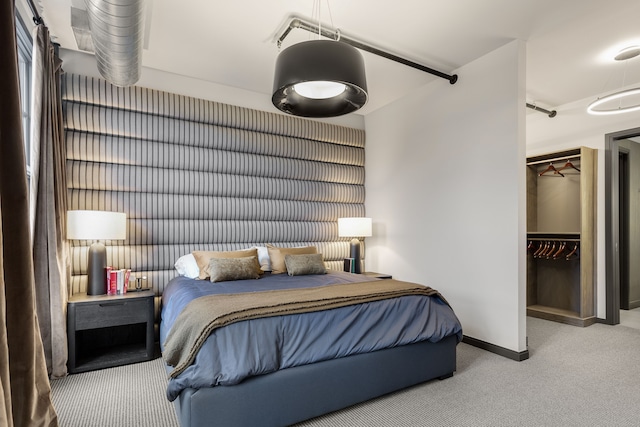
[526,147,597,327]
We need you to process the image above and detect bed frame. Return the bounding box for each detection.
[172,334,457,427]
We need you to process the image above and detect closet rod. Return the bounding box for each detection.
[527,238,581,242]
[526,155,579,167]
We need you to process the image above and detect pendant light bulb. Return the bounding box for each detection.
[293,81,347,99]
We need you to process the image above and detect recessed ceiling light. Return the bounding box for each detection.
[614,46,640,61]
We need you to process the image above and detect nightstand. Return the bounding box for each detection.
[362,272,392,279]
[67,290,154,374]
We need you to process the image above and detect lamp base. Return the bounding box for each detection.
[349,238,362,274]
[87,242,107,295]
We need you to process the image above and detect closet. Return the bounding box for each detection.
[526,147,596,326]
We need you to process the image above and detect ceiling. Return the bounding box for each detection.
[30,0,640,116]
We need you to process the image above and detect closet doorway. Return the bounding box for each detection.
[605,127,640,325]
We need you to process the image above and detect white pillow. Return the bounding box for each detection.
[174,254,200,279]
[252,246,271,271]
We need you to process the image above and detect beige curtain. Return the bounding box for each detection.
[0,1,59,426]
[30,24,69,379]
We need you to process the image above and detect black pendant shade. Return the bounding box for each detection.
[272,40,368,117]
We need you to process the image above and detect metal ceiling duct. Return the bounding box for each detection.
[84,0,145,87]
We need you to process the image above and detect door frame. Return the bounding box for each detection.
[605,127,640,324]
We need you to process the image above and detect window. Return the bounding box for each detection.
[15,14,32,188]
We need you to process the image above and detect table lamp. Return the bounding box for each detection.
[338,217,372,274]
[67,210,127,295]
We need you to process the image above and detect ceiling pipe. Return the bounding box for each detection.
[526,102,557,118]
[276,16,458,85]
[84,0,145,87]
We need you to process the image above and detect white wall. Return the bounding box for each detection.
[527,88,640,319]
[59,48,365,130]
[364,40,527,353]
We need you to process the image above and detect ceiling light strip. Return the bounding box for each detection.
[276,16,458,85]
[587,88,640,115]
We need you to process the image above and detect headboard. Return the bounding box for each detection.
[62,74,366,319]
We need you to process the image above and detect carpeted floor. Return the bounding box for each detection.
[50,317,640,426]
[50,351,179,427]
[620,307,640,329]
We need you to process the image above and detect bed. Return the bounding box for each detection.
[160,252,462,427]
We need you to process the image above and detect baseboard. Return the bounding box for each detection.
[462,335,529,361]
[629,300,640,310]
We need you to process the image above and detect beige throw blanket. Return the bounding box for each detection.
[163,279,446,378]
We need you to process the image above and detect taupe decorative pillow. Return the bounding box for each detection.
[192,248,259,280]
[284,253,326,276]
[266,244,318,274]
[207,256,262,283]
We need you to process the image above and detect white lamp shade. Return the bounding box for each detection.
[338,217,372,238]
[67,210,127,240]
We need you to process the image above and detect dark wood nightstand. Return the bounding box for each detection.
[67,290,154,374]
[362,272,392,279]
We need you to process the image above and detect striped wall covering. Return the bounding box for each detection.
[62,74,366,319]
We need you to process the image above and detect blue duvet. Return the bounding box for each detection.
[161,271,462,401]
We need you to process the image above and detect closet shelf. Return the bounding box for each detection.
[527,232,580,240]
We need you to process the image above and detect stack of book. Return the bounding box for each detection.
[105,267,131,295]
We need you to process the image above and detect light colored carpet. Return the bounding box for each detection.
[51,317,640,426]
[298,317,640,426]
[620,307,640,330]
[50,354,179,427]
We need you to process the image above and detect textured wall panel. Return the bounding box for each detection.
[67,190,365,221]
[63,74,365,147]
[65,131,364,184]
[69,242,351,275]
[67,160,365,203]
[63,74,367,310]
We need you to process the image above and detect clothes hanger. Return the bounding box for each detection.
[534,241,548,258]
[556,159,580,173]
[552,241,567,259]
[539,163,564,177]
[545,241,557,259]
[565,243,579,260]
[532,241,544,257]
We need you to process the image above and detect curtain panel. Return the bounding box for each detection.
[31,24,69,379]
[0,1,58,426]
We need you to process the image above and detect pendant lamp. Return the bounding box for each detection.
[587,45,640,116]
[272,40,368,117]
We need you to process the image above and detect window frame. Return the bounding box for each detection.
[15,13,32,186]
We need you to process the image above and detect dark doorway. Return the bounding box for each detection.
[619,149,629,310]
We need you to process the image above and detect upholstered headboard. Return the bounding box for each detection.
[62,74,366,318]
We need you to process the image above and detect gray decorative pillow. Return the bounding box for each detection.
[207,256,262,283]
[284,253,326,276]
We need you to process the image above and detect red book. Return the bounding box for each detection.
[109,270,118,295]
